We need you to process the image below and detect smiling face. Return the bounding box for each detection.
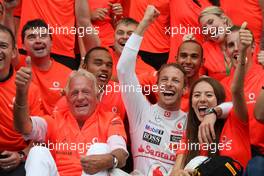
[114,23,137,54]
[226,31,240,67]
[0,30,16,75]
[226,30,254,67]
[84,49,113,88]
[157,66,185,111]
[177,42,203,78]
[22,27,52,59]
[192,81,218,122]
[66,75,98,124]
[199,14,228,43]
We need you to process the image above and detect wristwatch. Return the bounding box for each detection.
[112,154,118,169]
[205,107,217,116]
[18,151,26,162]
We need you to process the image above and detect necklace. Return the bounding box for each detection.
[223,51,232,76]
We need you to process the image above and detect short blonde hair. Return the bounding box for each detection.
[199,6,232,27]
[64,69,99,95]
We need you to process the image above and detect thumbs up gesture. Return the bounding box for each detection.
[15,56,32,93]
[239,22,253,52]
[25,56,32,68]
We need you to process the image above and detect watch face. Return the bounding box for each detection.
[19,154,24,159]
[18,151,25,161]
[113,156,118,168]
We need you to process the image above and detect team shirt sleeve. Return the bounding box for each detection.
[117,33,152,129]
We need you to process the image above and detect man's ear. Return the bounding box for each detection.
[50,39,53,48]
[11,47,19,67]
[11,47,18,59]
[220,15,229,26]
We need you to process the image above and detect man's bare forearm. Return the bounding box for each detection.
[13,88,33,135]
[75,0,100,53]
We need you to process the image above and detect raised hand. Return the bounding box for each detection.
[0,151,21,171]
[109,2,123,16]
[91,8,108,21]
[239,22,253,52]
[15,56,32,93]
[257,50,264,67]
[142,5,160,25]
[198,112,216,144]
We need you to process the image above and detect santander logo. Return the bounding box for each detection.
[137,145,176,162]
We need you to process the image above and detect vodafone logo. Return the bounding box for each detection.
[176,122,183,130]
[112,106,118,113]
[53,81,60,88]
[164,111,171,118]
[50,81,62,91]
[221,135,232,144]
[248,93,256,104]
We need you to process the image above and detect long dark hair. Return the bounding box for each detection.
[185,77,226,165]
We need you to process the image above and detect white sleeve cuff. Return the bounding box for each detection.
[107,135,128,154]
[218,102,233,119]
[23,116,47,142]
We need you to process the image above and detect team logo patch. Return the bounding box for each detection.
[53,81,60,88]
[137,145,177,162]
[154,111,162,123]
[176,121,183,130]
[164,111,171,118]
[148,164,168,176]
[50,81,62,91]
[143,132,161,145]
[145,124,164,135]
[170,135,182,143]
[247,93,256,104]
[111,106,118,113]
